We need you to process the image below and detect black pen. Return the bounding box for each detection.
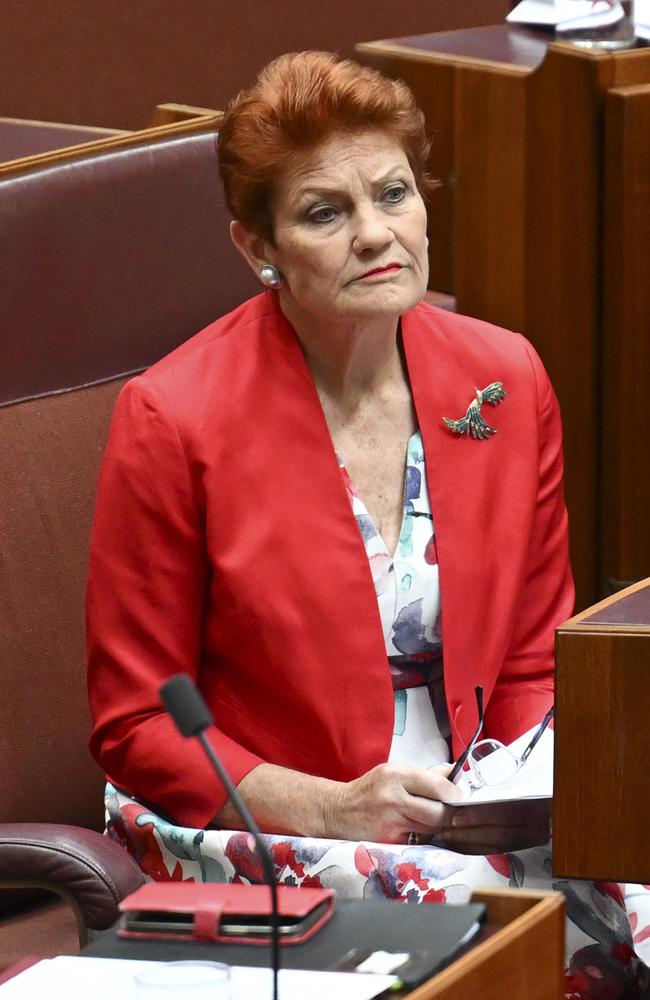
[519,705,554,765]
[447,685,484,784]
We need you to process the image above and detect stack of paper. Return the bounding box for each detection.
[454,725,553,805]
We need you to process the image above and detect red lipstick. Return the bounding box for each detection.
[359,263,402,279]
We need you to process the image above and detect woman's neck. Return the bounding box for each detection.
[279,294,405,406]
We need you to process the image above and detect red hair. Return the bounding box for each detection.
[218,51,437,242]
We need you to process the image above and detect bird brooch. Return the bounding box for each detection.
[443,381,506,440]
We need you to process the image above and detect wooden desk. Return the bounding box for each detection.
[356,26,650,609]
[554,578,650,882]
[412,889,564,1000]
[82,888,564,999]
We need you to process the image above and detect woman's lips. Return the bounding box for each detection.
[358,263,403,279]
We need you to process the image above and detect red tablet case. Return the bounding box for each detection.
[118,882,335,946]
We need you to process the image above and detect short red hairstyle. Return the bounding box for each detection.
[218,51,437,242]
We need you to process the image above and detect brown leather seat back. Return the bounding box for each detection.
[0,124,257,829]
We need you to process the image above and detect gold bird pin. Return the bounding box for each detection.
[443,382,506,439]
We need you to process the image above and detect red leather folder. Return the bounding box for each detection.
[118,882,335,946]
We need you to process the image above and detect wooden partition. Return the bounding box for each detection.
[601,84,650,591]
[356,28,650,609]
[414,889,564,1000]
[554,579,650,883]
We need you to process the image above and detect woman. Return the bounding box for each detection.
[87,52,649,996]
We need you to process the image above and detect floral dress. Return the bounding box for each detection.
[105,430,650,998]
[339,431,449,772]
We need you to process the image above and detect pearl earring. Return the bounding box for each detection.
[259,264,282,288]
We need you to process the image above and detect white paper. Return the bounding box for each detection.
[508,0,625,28]
[635,0,650,38]
[453,725,553,805]
[0,956,397,1000]
[507,0,559,26]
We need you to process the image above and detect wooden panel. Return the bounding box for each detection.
[611,47,650,85]
[525,46,616,609]
[601,85,650,588]
[554,622,650,882]
[454,65,526,332]
[411,889,564,1000]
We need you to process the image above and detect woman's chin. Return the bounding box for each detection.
[338,281,427,320]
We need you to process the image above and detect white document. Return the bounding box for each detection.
[635,0,650,39]
[508,0,625,28]
[0,956,397,1000]
[453,724,553,805]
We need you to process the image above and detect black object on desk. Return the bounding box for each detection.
[86,898,485,990]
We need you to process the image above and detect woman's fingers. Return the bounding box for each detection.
[403,765,465,805]
[334,762,464,843]
[401,799,457,835]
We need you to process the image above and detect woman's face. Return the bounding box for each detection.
[251,130,429,326]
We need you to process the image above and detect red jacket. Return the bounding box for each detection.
[86,292,574,828]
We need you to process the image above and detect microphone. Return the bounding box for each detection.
[160,673,279,1000]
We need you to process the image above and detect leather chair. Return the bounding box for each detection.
[0,116,258,968]
[0,111,218,179]
[0,116,124,162]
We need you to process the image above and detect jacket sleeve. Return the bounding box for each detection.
[483,343,575,745]
[86,377,264,828]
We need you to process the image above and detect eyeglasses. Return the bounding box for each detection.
[448,685,554,790]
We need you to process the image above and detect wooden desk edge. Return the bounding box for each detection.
[559,577,650,631]
[0,116,123,135]
[407,889,564,999]
[355,40,531,77]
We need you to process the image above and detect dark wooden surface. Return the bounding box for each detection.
[382,23,550,69]
[582,581,650,626]
[553,580,650,883]
[356,31,650,610]
[601,84,650,590]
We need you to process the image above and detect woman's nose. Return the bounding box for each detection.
[351,206,393,252]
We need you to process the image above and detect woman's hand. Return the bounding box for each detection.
[217,762,550,853]
[434,798,552,854]
[325,762,464,844]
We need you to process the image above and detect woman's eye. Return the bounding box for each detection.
[382,184,407,204]
[307,205,337,224]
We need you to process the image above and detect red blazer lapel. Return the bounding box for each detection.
[403,305,536,756]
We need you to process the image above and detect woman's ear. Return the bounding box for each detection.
[230,221,269,278]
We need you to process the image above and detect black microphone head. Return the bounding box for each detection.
[160,673,214,737]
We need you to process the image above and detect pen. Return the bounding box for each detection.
[447,685,484,784]
[519,705,554,765]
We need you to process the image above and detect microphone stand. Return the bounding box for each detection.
[196,731,280,1000]
[160,674,279,1000]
